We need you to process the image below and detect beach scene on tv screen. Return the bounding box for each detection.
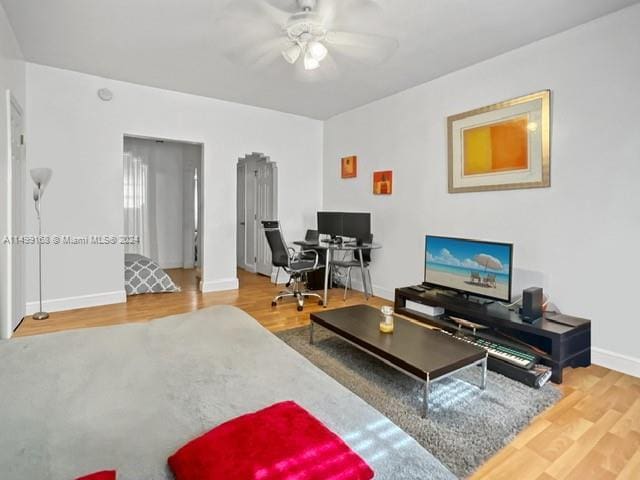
[425,237,511,300]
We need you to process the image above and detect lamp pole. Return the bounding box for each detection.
[30,168,52,320]
[33,183,48,320]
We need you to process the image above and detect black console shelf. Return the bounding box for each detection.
[395,287,591,383]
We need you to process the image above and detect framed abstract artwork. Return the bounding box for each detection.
[448,90,550,193]
[373,170,392,195]
[341,155,357,178]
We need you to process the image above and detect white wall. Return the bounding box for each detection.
[322,5,640,371]
[0,3,25,339]
[152,140,184,269]
[24,63,323,312]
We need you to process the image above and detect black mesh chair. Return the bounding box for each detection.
[331,233,374,300]
[262,221,323,311]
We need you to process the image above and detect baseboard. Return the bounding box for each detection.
[159,261,185,269]
[201,277,239,293]
[25,290,127,315]
[592,347,640,379]
[270,270,290,285]
[343,278,394,302]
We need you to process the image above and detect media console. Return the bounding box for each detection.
[394,287,591,383]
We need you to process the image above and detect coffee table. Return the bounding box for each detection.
[310,304,488,417]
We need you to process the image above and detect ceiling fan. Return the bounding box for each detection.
[216,0,398,74]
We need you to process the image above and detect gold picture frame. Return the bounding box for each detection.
[447,90,550,193]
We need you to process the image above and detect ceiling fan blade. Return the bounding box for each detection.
[316,0,338,26]
[325,31,398,64]
[320,0,386,29]
[228,37,292,70]
[222,0,290,27]
[213,0,290,68]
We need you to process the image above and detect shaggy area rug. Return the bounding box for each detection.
[277,325,561,478]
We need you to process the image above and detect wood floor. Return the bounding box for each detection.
[15,269,640,479]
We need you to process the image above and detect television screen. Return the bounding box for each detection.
[424,235,513,302]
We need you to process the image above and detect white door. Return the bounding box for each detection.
[7,93,26,332]
[236,163,245,267]
[255,162,277,276]
[244,168,257,272]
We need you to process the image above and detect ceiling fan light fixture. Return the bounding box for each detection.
[282,44,302,64]
[303,50,320,70]
[307,41,327,62]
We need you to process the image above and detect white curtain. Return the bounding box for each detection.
[123,138,158,260]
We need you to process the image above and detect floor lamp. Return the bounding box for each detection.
[30,168,53,320]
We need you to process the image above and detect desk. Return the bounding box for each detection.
[294,240,382,307]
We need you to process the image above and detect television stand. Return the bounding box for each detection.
[395,286,591,384]
[430,287,495,305]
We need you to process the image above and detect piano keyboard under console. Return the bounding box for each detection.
[440,330,553,388]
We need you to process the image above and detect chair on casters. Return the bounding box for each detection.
[262,221,323,312]
[331,234,374,300]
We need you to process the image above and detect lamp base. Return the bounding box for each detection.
[32,311,50,320]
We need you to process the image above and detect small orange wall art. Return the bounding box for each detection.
[341,155,357,178]
[373,170,393,195]
[463,116,529,176]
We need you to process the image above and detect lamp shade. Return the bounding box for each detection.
[282,44,302,64]
[307,41,327,62]
[30,168,53,191]
[303,50,320,70]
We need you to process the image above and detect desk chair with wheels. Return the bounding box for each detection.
[262,221,323,311]
[331,234,374,300]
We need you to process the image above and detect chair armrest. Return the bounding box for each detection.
[297,249,320,269]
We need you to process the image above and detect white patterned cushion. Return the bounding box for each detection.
[125,254,180,295]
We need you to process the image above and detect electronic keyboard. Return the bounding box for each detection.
[488,358,553,389]
[442,331,538,370]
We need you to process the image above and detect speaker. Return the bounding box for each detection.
[522,287,543,323]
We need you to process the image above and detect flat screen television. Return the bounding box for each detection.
[424,235,513,302]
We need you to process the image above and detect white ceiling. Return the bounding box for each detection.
[2,0,638,119]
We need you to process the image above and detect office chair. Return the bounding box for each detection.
[262,221,323,311]
[331,233,374,300]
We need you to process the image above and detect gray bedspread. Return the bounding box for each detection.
[0,306,455,479]
[124,253,180,295]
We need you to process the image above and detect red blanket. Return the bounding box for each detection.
[169,401,374,480]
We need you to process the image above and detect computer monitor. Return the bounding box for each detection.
[317,212,343,238]
[424,235,513,302]
[341,212,371,244]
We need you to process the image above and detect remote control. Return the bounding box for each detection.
[408,285,426,293]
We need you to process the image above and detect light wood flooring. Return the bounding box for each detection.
[15,269,640,479]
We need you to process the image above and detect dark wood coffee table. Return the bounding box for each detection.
[310,304,488,417]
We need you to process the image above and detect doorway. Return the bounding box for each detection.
[4,92,26,338]
[122,135,204,291]
[236,153,277,276]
